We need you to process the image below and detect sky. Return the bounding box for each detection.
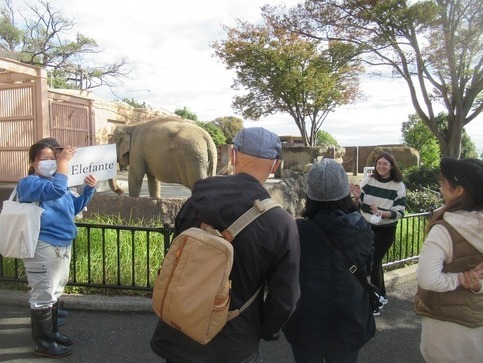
[15,0,483,152]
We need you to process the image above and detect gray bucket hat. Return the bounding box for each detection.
[306,159,350,202]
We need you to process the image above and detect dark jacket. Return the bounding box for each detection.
[283,210,376,353]
[151,173,301,362]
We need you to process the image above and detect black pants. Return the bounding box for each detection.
[370,224,397,297]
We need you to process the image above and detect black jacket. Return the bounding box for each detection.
[283,209,376,353]
[151,173,300,362]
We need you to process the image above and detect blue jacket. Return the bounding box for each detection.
[283,209,376,353]
[17,173,95,247]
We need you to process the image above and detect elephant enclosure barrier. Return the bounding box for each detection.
[0,213,430,293]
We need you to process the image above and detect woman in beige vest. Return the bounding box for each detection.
[415,157,483,363]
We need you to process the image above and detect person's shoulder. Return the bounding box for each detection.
[268,204,296,222]
[261,207,298,238]
[18,174,40,186]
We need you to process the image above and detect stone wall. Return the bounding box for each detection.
[342,144,420,174]
[277,145,345,177]
[84,173,309,225]
[83,193,187,225]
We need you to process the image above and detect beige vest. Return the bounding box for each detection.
[415,221,483,328]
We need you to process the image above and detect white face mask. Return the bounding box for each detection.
[37,160,57,177]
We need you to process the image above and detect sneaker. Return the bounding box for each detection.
[378,296,388,309]
[373,307,380,316]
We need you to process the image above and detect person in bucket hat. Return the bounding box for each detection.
[283,159,375,362]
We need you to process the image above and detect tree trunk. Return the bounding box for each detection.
[440,138,462,159]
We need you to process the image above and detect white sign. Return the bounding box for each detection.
[67,144,117,187]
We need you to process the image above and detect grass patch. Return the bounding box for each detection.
[71,215,168,291]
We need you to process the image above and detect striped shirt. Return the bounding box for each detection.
[360,176,406,226]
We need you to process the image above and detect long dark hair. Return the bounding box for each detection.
[301,194,357,219]
[372,152,403,182]
[27,142,55,175]
[427,173,483,232]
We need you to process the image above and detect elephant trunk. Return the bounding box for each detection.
[108,178,124,195]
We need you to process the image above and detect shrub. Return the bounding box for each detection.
[406,189,443,214]
[404,165,440,191]
[403,165,443,213]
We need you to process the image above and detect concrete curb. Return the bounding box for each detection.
[385,263,418,289]
[0,264,417,312]
[0,289,152,312]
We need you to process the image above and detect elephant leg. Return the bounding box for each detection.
[147,175,160,198]
[127,166,145,198]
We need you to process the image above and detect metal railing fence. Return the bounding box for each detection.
[0,213,430,293]
[384,211,430,268]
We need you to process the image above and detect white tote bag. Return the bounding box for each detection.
[0,186,44,259]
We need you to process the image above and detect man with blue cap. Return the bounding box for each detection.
[151,127,301,362]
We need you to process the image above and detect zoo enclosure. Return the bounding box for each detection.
[0,212,430,293]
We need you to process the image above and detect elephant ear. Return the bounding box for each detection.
[119,131,131,159]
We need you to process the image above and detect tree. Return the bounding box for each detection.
[196,122,226,146]
[211,15,361,146]
[316,130,339,146]
[210,116,244,144]
[273,0,483,158]
[122,98,147,109]
[402,112,478,166]
[174,106,198,121]
[0,0,129,91]
[402,114,442,166]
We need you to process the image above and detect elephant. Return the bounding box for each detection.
[108,117,218,197]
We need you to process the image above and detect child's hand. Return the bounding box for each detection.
[84,174,97,187]
[58,146,76,162]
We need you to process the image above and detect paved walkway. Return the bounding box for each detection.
[0,265,424,363]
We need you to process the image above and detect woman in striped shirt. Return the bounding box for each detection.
[351,152,406,316]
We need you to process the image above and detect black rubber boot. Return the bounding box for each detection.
[52,302,74,346]
[31,307,72,358]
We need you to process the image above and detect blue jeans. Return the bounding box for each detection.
[291,346,359,363]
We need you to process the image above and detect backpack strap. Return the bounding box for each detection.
[222,198,281,242]
[224,198,281,320]
[227,284,264,321]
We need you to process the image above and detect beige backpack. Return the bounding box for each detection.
[152,198,281,344]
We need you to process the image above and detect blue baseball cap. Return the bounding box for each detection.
[232,127,282,160]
